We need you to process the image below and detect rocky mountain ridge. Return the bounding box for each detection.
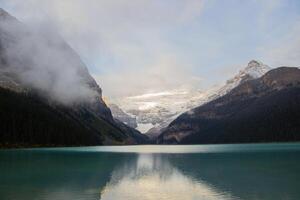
[112,60,271,137]
[157,67,300,144]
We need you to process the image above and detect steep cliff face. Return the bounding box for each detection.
[0,8,147,147]
[158,67,300,144]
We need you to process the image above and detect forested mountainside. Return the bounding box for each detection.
[0,8,147,148]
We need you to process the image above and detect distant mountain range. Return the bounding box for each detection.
[0,8,147,148]
[157,67,300,144]
[0,8,299,147]
[111,60,271,136]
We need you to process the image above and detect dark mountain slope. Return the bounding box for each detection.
[0,88,101,147]
[0,87,148,147]
[0,8,147,147]
[158,67,300,144]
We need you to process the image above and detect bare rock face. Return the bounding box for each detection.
[158,67,300,144]
[261,67,300,88]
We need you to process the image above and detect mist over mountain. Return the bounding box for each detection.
[0,5,299,147]
[0,8,147,147]
[0,8,100,105]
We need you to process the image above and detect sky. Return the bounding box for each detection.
[0,0,299,98]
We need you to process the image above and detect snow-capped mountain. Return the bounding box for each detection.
[112,89,206,133]
[111,60,271,134]
[210,60,271,99]
[158,66,300,144]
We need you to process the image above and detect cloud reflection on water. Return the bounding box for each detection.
[100,154,237,200]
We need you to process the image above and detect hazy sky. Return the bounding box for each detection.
[0,0,299,98]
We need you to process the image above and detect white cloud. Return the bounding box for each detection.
[94,54,203,98]
[0,0,205,97]
[0,14,98,104]
[2,0,298,100]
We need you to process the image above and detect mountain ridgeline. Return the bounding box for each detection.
[110,60,271,136]
[157,67,300,144]
[0,8,147,147]
[0,8,299,147]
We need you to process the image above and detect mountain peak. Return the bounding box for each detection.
[219,60,271,97]
[248,59,261,65]
[240,60,271,79]
[227,60,270,84]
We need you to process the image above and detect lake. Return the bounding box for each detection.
[1,143,300,200]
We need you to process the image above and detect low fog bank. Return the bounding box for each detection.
[0,8,100,105]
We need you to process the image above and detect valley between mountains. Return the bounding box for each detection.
[0,8,299,147]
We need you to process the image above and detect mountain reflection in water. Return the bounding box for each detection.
[0,144,300,200]
[100,154,235,200]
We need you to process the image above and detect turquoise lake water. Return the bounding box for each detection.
[1,143,300,200]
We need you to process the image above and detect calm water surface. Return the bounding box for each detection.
[1,143,300,200]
